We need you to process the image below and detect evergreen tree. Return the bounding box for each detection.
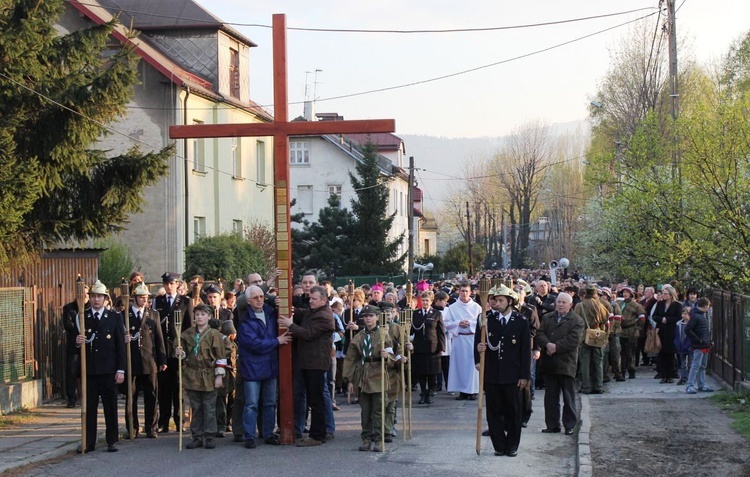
[348,142,405,275]
[0,0,172,269]
[292,194,356,279]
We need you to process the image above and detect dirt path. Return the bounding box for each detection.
[589,394,750,476]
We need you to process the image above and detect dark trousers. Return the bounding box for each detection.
[86,373,119,448]
[439,356,450,390]
[131,373,157,435]
[543,373,577,431]
[485,383,523,453]
[657,351,677,378]
[620,337,637,374]
[158,359,180,428]
[293,360,307,434]
[65,351,78,404]
[418,374,437,393]
[232,372,245,439]
[301,369,326,441]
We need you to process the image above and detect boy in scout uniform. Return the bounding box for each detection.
[175,303,227,449]
[343,305,395,452]
[378,301,405,442]
[216,320,238,437]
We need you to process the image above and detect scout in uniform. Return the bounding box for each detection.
[475,285,530,457]
[410,290,445,404]
[175,303,227,449]
[618,287,646,379]
[378,301,406,441]
[343,305,395,452]
[125,284,167,438]
[216,320,238,437]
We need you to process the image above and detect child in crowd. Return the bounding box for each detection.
[674,306,692,385]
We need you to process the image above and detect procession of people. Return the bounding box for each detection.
[63,268,713,457]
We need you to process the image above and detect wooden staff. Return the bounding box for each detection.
[400,309,407,442]
[121,279,134,441]
[174,309,183,452]
[347,281,355,405]
[405,281,413,439]
[380,311,387,452]
[476,277,491,455]
[75,275,87,454]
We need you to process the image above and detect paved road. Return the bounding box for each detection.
[17,389,577,477]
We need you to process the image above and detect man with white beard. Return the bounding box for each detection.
[444,282,483,400]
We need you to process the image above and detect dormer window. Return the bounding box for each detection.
[229,48,240,98]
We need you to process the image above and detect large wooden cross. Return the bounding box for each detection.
[170,14,395,444]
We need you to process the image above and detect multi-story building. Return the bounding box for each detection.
[62,0,274,279]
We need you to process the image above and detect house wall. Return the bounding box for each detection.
[217,31,251,102]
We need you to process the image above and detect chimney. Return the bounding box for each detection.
[303,100,315,121]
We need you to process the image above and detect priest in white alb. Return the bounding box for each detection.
[444,282,483,399]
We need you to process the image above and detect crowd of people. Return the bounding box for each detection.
[61,267,714,456]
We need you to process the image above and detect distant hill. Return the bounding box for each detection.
[402,119,588,215]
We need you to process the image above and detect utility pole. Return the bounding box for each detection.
[667,0,679,181]
[407,156,415,278]
[466,201,474,276]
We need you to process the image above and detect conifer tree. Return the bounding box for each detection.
[348,142,405,275]
[0,0,172,268]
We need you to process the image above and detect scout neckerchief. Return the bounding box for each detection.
[361,326,377,364]
[193,325,210,356]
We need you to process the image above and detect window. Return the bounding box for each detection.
[400,192,405,217]
[297,185,313,214]
[233,219,243,235]
[424,239,431,255]
[229,48,240,98]
[256,140,266,184]
[327,185,342,204]
[231,137,241,178]
[193,216,206,242]
[290,141,309,164]
[192,120,205,172]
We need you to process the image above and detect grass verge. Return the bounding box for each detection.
[0,407,38,429]
[709,392,750,439]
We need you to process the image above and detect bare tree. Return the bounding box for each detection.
[493,120,554,268]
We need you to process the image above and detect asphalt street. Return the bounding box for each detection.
[19,389,577,477]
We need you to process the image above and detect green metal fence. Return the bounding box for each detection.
[0,288,33,383]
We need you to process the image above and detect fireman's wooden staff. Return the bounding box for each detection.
[399,308,407,441]
[380,311,387,452]
[174,309,183,451]
[476,277,491,455]
[405,280,414,439]
[75,275,87,454]
[347,281,355,405]
[121,279,134,441]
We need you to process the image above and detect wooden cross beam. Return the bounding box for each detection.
[169,13,395,444]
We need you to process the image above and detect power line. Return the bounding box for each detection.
[118,9,659,114]
[67,1,656,34]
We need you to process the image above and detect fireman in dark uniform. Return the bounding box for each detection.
[475,284,530,457]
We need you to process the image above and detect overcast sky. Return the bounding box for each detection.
[195,0,749,138]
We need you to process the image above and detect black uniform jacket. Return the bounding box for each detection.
[411,308,446,355]
[82,308,126,376]
[474,310,531,385]
[125,307,167,376]
[153,294,193,357]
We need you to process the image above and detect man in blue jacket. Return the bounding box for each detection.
[237,286,292,449]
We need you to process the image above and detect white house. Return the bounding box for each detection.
[289,112,411,268]
[62,0,275,279]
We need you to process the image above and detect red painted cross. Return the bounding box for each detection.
[170,14,395,444]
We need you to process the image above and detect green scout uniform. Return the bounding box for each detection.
[178,325,226,440]
[384,321,403,437]
[619,299,646,376]
[216,337,237,433]
[574,297,609,393]
[343,324,395,446]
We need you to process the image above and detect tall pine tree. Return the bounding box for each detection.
[0,0,171,268]
[349,142,405,275]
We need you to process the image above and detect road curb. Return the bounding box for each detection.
[577,394,592,477]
